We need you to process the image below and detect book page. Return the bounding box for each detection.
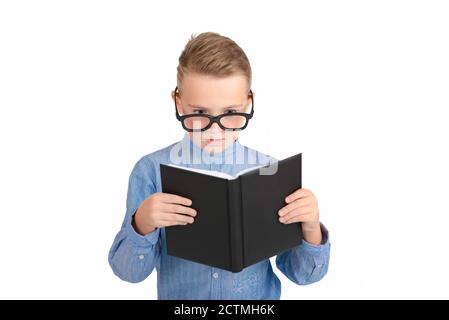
[166,164,236,180]
[235,163,268,177]
[166,163,270,180]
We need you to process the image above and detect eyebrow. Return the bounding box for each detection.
[187,104,243,110]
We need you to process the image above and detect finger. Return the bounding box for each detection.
[285,188,310,203]
[160,213,195,224]
[160,193,193,206]
[163,203,197,216]
[279,207,313,223]
[160,220,189,227]
[278,198,312,216]
[282,213,313,224]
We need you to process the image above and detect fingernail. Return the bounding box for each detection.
[279,217,284,223]
[278,210,283,216]
[285,197,290,203]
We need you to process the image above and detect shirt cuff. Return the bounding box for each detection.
[125,210,161,247]
[300,222,330,254]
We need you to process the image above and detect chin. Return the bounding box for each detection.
[202,144,225,154]
[201,140,233,153]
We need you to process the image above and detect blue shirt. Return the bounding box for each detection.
[108,134,330,299]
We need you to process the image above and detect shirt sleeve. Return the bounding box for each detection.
[108,156,161,283]
[276,223,331,285]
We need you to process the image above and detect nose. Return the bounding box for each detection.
[208,121,222,132]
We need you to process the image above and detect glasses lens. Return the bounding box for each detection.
[183,116,211,130]
[220,115,248,129]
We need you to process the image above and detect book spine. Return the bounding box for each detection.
[227,177,244,272]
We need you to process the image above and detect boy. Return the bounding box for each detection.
[108,32,330,299]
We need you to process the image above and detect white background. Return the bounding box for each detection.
[1,0,448,299]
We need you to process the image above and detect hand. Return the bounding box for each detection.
[133,192,196,236]
[278,188,322,245]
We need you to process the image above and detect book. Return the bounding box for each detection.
[160,153,302,273]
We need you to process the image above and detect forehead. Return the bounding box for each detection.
[180,73,248,105]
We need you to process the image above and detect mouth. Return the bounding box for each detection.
[203,138,225,145]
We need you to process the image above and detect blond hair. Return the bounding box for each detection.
[176,32,252,90]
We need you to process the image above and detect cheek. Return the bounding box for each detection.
[224,130,239,141]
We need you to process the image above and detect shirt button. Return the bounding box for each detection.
[138,254,145,260]
[212,272,219,279]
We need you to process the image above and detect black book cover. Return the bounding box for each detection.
[160,153,302,273]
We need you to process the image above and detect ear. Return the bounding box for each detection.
[172,90,184,114]
[248,91,255,102]
[245,91,254,110]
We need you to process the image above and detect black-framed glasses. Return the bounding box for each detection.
[173,86,254,132]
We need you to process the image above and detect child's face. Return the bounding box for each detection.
[174,73,252,154]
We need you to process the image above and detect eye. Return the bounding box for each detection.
[225,109,237,114]
[193,109,207,114]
